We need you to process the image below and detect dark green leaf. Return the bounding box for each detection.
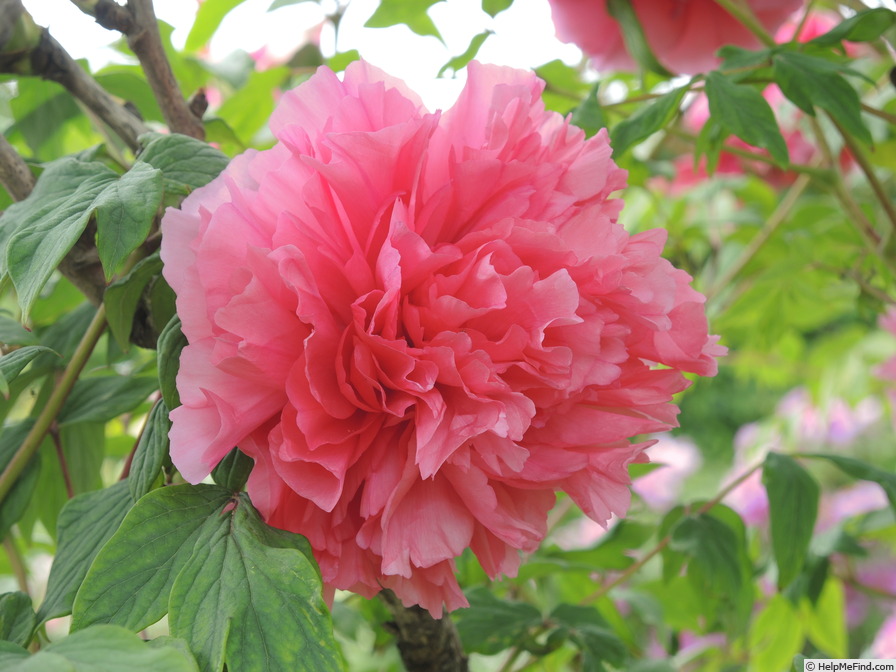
[570,83,608,138]
[0,346,56,398]
[168,493,341,672]
[103,253,164,351]
[669,514,743,597]
[211,447,253,491]
[129,400,171,502]
[438,31,492,77]
[763,453,820,589]
[0,316,38,346]
[717,45,773,71]
[0,592,36,647]
[37,481,132,623]
[0,422,41,541]
[455,587,542,655]
[72,484,233,633]
[482,0,513,17]
[58,376,158,425]
[773,51,871,144]
[606,0,673,76]
[365,0,444,41]
[610,86,686,156]
[801,453,896,512]
[186,0,251,52]
[550,604,627,672]
[705,71,789,165]
[94,162,164,279]
[2,159,118,319]
[157,316,186,410]
[137,133,229,194]
[809,8,896,46]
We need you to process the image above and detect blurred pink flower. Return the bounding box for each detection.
[161,60,723,616]
[547,0,802,75]
[817,481,888,531]
[872,610,896,657]
[632,435,702,510]
[877,308,896,421]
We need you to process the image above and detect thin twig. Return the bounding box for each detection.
[3,535,29,594]
[50,423,75,499]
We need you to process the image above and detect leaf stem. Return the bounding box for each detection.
[0,306,107,506]
[580,459,765,605]
[3,535,29,594]
[50,424,75,499]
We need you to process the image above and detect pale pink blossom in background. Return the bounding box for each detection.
[817,481,889,531]
[871,609,896,657]
[632,435,702,510]
[877,308,896,422]
[161,60,722,616]
[546,0,803,75]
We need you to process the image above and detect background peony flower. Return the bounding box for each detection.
[546,0,803,75]
[632,435,702,510]
[161,59,723,616]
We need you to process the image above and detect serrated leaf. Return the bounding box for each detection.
[211,447,253,491]
[104,253,164,351]
[128,400,171,502]
[606,0,673,76]
[365,0,444,41]
[94,162,164,279]
[438,31,492,77]
[455,587,542,655]
[157,316,187,410]
[763,453,819,589]
[0,346,56,398]
[0,592,36,648]
[773,52,871,144]
[137,133,229,195]
[705,71,789,166]
[809,8,896,46]
[2,159,118,319]
[37,481,132,623]
[550,604,627,672]
[610,86,686,156]
[801,453,896,512]
[72,484,233,633]
[185,0,250,51]
[0,422,41,541]
[168,493,341,672]
[58,376,158,426]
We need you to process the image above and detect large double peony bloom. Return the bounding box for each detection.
[161,60,723,616]
[547,0,804,75]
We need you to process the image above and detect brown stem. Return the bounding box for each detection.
[125,0,205,140]
[50,423,75,499]
[0,134,35,201]
[70,0,134,33]
[379,589,469,672]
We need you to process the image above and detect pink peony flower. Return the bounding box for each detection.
[160,60,723,616]
[546,0,803,75]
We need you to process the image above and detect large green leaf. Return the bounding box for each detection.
[128,400,171,502]
[37,481,133,623]
[705,71,789,166]
[104,253,164,351]
[94,162,164,279]
[0,346,56,398]
[747,595,804,672]
[0,592,36,648]
[168,492,341,672]
[455,587,542,655]
[72,485,233,632]
[610,87,686,156]
[762,453,819,589]
[809,7,896,46]
[365,0,444,40]
[0,422,41,542]
[57,376,158,425]
[186,0,251,51]
[216,67,290,143]
[549,604,627,672]
[136,134,230,194]
[801,453,896,512]
[669,514,744,598]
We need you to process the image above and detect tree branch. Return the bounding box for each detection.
[0,134,35,201]
[379,590,469,672]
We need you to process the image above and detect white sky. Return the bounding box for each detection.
[22,0,581,111]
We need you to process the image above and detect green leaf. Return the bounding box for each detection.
[481,0,512,17]
[455,587,542,655]
[37,481,132,623]
[168,493,341,672]
[137,134,230,195]
[747,595,804,672]
[268,0,317,9]
[717,45,773,71]
[10,625,198,672]
[669,514,743,597]
[549,604,627,672]
[216,67,290,142]
[185,0,251,52]
[801,453,896,513]
[0,422,41,541]
[365,0,444,41]
[802,577,846,658]
[211,447,253,491]
[570,83,608,138]
[128,400,171,502]
[809,8,896,46]
[772,52,871,144]
[95,70,165,124]
[326,50,361,73]
[2,158,118,319]
[104,253,164,351]
[762,453,819,589]
[0,316,38,346]
[0,592,36,648]
[72,484,233,633]
[610,86,686,156]
[606,0,673,76]
[438,31,492,77]
[94,162,164,279]
[0,346,56,398]
[157,316,187,410]
[58,376,158,426]
[705,71,789,166]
